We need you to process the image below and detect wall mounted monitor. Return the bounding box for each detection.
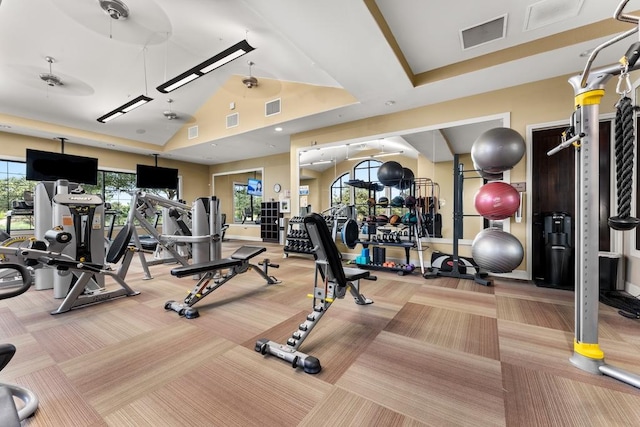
[26,149,98,185]
[136,164,179,190]
[247,178,262,196]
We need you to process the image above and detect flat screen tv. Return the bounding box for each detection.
[26,149,99,185]
[136,164,179,190]
[247,178,262,196]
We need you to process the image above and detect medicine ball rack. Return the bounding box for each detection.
[424,154,492,286]
[347,179,428,276]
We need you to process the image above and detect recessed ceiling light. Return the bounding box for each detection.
[0,124,11,129]
[274,127,283,132]
[268,144,275,148]
[211,143,217,147]
[385,100,396,106]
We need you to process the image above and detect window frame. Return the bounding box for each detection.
[0,159,181,231]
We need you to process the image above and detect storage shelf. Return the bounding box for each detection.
[355,263,415,276]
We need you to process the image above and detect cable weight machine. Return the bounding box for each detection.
[424,154,492,286]
[548,0,640,389]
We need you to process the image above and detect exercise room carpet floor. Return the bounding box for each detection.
[2,240,640,426]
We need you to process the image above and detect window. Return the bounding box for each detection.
[0,159,180,231]
[353,160,383,220]
[233,182,262,223]
[0,160,36,232]
[330,172,351,208]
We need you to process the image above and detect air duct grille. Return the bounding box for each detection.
[226,112,239,128]
[265,98,281,117]
[460,14,507,50]
[524,0,584,31]
[188,125,198,140]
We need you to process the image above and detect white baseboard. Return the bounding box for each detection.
[626,280,640,297]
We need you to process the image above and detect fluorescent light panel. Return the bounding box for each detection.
[348,151,404,161]
[97,94,153,123]
[157,39,255,93]
[300,160,333,167]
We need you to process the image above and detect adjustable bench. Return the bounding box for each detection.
[255,213,375,374]
[165,245,280,319]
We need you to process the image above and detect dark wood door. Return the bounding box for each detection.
[531,121,611,287]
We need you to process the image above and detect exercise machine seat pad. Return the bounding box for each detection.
[171,258,242,277]
[170,246,267,278]
[230,246,266,260]
[343,267,370,281]
[106,222,134,264]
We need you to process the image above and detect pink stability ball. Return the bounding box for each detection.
[474,181,520,220]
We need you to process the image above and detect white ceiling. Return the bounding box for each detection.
[0,0,638,168]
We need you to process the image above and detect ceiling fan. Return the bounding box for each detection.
[161,99,195,126]
[163,99,179,120]
[242,61,258,89]
[39,56,63,87]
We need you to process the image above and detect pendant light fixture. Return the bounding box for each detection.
[98,47,153,123]
[157,39,255,93]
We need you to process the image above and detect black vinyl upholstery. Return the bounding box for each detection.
[304,213,369,284]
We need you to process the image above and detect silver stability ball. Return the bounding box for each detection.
[471,228,523,273]
[471,127,525,174]
[473,162,503,181]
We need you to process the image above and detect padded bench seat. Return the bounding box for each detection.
[170,246,267,278]
[343,267,370,281]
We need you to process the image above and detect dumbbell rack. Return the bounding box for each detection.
[283,215,335,256]
[283,216,313,256]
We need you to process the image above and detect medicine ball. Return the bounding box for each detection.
[378,197,389,207]
[376,214,389,225]
[367,197,376,207]
[391,196,405,207]
[474,182,520,220]
[404,195,416,207]
[377,161,404,187]
[402,212,417,224]
[471,127,525,174]
[389,214,401,225]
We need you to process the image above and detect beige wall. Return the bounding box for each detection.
[209,151,289,240]
[289,73,630,277]
[4,71,638,288]
[0,133,210,203]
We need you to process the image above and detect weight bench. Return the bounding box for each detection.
[165,245,280,319]
[255,213,375,374]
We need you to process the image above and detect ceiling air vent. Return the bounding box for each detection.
[265,98,281,117]
[460,14,507,50]
[226,112,239,128]
[188,125,198,140]
[524,0,584,31]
